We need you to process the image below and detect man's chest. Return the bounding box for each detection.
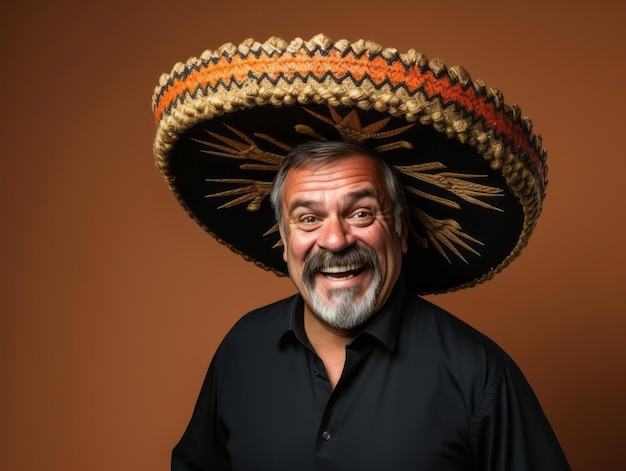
[218,344,474,470]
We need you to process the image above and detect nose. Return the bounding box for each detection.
[318,216,354,252]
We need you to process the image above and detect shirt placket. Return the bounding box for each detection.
[309,339,374,470]
[310,352,336,470]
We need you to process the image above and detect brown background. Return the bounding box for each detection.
[2,1,624,469]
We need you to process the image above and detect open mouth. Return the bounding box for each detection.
[319,264,366,279]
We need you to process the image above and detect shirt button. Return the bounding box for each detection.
[321,430,331,441]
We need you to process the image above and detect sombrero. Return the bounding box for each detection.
[152,34,547,294]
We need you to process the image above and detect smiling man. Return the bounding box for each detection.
[272,142,407,389]
[153,35,571,470]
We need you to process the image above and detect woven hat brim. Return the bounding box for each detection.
[152,35,547,294]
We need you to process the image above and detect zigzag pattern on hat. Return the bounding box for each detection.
[153,35,546,199]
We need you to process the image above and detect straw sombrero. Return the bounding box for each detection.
[152,34,547,294]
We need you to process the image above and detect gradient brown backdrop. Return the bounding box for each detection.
[2,1,624,469]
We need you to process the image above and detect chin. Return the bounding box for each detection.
[309,285,379,331]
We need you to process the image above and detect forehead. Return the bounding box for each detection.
[283,154,387,202]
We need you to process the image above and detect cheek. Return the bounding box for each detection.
[283,232,315,264]
[360,225,393,250]
[361,228,404,268]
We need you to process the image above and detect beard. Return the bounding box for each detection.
[302,245,383,331]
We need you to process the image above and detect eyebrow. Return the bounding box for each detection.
[287,188,381,215]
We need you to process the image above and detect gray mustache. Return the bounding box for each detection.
[302,246,378,285]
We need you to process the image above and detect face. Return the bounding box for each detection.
[280,154,407,331]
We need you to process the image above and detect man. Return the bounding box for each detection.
[152,35,571,469]
[269,142,408,390]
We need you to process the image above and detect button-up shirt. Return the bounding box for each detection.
[172,279,570,470]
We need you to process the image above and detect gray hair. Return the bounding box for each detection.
[269,141,406,237]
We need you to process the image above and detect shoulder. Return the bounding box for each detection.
[399,293,513,373]
[217,294,298,352]
[232,294,297,331]
[211,295,302,389]
[396,295,521,415]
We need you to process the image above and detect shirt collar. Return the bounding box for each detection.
[355,276,406,350]
[279,276,407,351]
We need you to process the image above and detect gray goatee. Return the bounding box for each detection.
[302,246,382,330]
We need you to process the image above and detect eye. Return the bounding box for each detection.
[348,209,376,227]
[295,214,322,231]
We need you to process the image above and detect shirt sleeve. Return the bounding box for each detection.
[171,354,230,471]
[470,360,571,471]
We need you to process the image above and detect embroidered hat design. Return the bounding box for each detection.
[152,34,547,294]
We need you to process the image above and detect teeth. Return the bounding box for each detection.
[320,264,362,274]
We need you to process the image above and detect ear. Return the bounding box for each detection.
[282,244,288,262]
[400,207,409,254]
[279,225,289,262]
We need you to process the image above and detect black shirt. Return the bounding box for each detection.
[172,279,570,470]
